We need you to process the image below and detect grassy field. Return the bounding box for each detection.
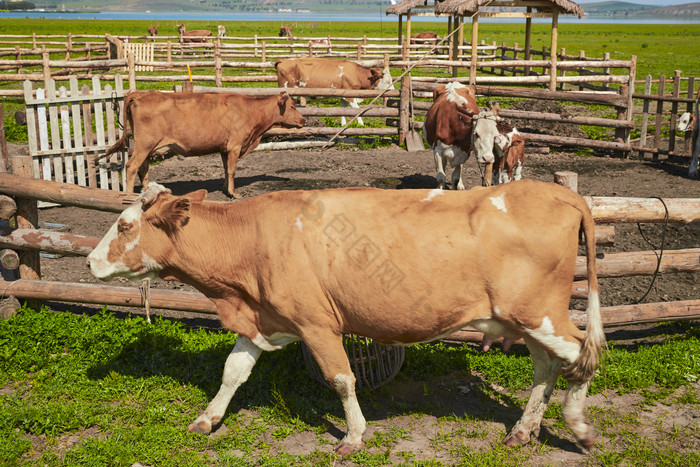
[1,305,698,465]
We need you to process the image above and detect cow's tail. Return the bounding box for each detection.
[561,196,606,385]
[95,93,136,163]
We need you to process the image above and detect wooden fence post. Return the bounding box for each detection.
[261,41,266,63]
[513,43,519,76]
[684,76,695,155]
[42,52,50,82]
[0,103,8,170]
[167,41,172,64]
[357,42,362,60]
[399,75,410,145]
[254,34,258,57]
[653,75,665,163]
[639,74,652,159]
[669,69,681,155]
[554,171,578,193]
[15,46,21,74]
[214,40,222,87]
[10,154,41,309]
[578,50,585,90]
[127,53,136,91]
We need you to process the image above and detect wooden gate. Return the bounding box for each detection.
[123,42,154,71]
[22,75,128,191]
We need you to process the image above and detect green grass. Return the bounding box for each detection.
[1,305,698,465]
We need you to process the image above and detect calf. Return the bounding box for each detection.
[488,123,526,186]
[275,57,393,126]
[177,24,212,43]
[88,180,605,454]
[677,106,699,179]
[423,82,480,190]
[98,91,305,197]
[217,25,226,38]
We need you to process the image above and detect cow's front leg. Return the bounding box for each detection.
[482,162,493,187]
[220,149,241,198]
[504,336,561,447]
[303,332,366,455]
[346,98,364,126]
[451,163,466,190]
[188,336,262,434]
[433,148,447,190]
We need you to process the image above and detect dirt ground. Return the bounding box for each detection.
[9,137,700,464]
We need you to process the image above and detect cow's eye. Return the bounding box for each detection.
[118,223,132,234]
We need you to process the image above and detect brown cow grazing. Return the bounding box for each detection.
[177,24,212,43]
[275,57,393,126]
[98,91,305,197]
[148,25,158,36]
[88,180,605,454]
[410,32,439,45]
[279,25,292,37]
[423,82,480,190]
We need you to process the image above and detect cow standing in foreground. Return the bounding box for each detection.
[88,180,605,454]
[275,57,393,126]
[98,91,305,197]
[177,24,212,43]
[423,82,481,190]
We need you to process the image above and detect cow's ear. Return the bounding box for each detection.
[433,85,446,101]
[153,196,193,231]
[186,189,207,203]
[277,92,290,108]
[140,183,171,210]
[369,68,382,84]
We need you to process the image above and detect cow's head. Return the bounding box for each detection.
[471,106,503,164]
[678,112,696,132]
[275,92,306,128]
[87,183,207,282]
[369,67,395,91]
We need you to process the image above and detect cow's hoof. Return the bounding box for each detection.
[334,441,364,456]
[188,420,212,435]
[503,431,529,447]
[579,436,595,451]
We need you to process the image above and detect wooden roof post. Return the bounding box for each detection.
[447,15,453,74]
[550,11,558,91]
[406,11,412,51]
[470,15,478,85]
[398,14,403,46]
[524,7,532,77]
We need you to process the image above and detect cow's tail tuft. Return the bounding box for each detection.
[561,197,606,385]
[95,93,135,163]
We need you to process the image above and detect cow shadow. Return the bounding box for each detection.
[86,329,584,453]
[140,175,291,197]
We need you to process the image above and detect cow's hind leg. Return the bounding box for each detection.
[433,147,447,190]
[303,333,366,455]
[188,336,262,434]
[345,98,364,126]
[504,336,561,447]
[220,149,241,198]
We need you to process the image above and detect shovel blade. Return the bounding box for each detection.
[405,130,424,152]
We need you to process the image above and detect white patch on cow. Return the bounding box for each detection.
[421,188,444,202]
[298,80,307,87]
[283,80,288,88]
[493,306,502,316]
[376,67,394,91]
[251,332,299,351]
[294,215,304,232]
[445,81,470,107]
[526,316,580,364]
[677,112,693,132]
[490,193,507,213]
[337,66,345,79]
[332,373,366,446]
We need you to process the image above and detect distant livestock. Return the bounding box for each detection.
[677,95,699,179]
[279,25,292,37]
[98,91,305,197]
[410,32,439,45]
[275,57,393,126]
[177,24,212,43]
[423,82,480,190]
[147,25,158,36]
[88,180,605,454]
[217,25,226,38]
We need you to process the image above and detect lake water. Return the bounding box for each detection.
[1,11,699,25]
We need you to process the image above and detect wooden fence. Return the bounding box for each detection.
[0,172,697,340]
[22,76,128,191]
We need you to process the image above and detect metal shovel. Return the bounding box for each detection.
[405,73,425,152]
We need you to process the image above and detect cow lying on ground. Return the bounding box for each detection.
[88,180,605,454]
[177,24,212,43]
[275,57,393,126]
[98,91,305,197]
[423,82,480,190]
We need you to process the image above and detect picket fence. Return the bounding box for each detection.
[23,75,128,191]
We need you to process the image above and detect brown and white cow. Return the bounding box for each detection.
[410,32,439,45]
[147,25,158,36]
[217,25,226,38]
[677,107,699,179]
[488,123,526,186]
[423,82,480,190]
[275,57,393,126]
[98,91,305,197]
[88,180,605,454]
[177,24,212,43]
[279,25,292,37]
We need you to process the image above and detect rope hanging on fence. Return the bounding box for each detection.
[633,197,669,304]
[322,1,495,149]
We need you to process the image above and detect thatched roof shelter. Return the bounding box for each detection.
[386,0,585,89]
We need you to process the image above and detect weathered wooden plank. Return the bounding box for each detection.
[46,78,64,183]
[69,77,86,186]
[92,76,107,190]
[35,87,51,181]
[58,85,74,184]
[103,83,120,191]
[23,81,39,176]
[81,84,97,187]
[115,74,127,191]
